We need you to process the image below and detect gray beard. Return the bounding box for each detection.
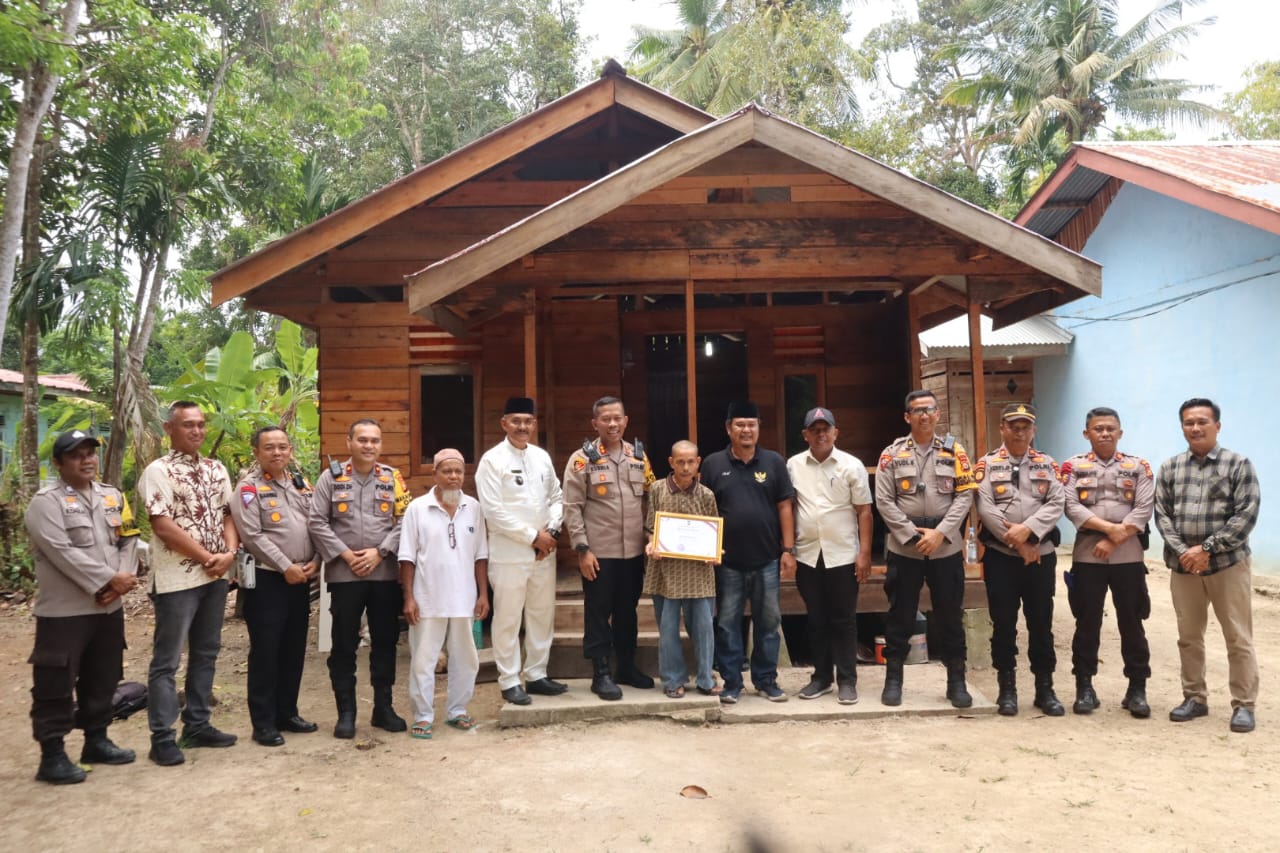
[438,488,463,506]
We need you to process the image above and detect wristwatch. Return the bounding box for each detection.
[783,546,797,557]
[1201,538,1214,555]
[574,543,590,554]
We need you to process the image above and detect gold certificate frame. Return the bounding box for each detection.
[653,511,723,562]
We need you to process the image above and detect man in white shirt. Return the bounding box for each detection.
[399,449,489,737]
[786,408,873,704]
[474,397,565,705]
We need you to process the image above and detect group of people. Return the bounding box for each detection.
[24,390,1261,786]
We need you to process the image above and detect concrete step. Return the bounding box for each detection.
[553,598,659,633]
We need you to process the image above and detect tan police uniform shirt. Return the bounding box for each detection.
[875,435,976,559]
[26,479,140,617]
[230,467,316,573]
[562,440,652,560]
[1061,450,1155,565]
[975,445,1066,557]
[308,460,408,583]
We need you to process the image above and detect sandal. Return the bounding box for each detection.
[411,722,433,739]
[695,684,722,696]
[664,685,685,698]
[445,715,476,731]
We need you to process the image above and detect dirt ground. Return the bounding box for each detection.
[1,557,1277,852]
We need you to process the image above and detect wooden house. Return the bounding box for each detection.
[211,65,1100,663]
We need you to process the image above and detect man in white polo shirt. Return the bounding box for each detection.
[399,449,489,738]
[787,407,873,704]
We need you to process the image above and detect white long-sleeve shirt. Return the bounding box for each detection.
[475,438,563,564]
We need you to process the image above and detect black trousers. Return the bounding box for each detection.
[243,570,311,729]
[581,556,645,662]
[327,580,401,695]
[29,611,124,744]
[885,551,966,665]
[1069,561,1151,679]
[795,554,860,686]
[983,549,1057,675]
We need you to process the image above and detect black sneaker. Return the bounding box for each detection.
[797,679,834,700]
[149,739,185,766]
[181,726,238,748]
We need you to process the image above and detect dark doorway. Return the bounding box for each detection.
[645,333,748,477]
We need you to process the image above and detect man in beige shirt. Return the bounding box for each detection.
[137,401,239,765]
[787,408,872,705]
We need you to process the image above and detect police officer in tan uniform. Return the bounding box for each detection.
[875,390,977,708]
[975,403,1067,716]
[308,418,410,738]
[230,426,319,746]
[25,430,140,784]
[1060,407,1155,718]
[563,396,655,700]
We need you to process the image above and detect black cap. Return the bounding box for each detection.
[803,407,836,428]
[726,400,759,420]
[52,429,100,459]
[1001,403,1037,422]
[503,397,537,416]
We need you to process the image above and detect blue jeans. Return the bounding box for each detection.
[653,596,715,692]
[715,561,781,691]
[148,580,228,741]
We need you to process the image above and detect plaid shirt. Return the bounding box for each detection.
[1155,445,1261,574]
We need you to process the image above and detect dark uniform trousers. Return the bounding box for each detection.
[885,551,966,665]
[983,549,1057,674]
[582,556,645,661]
[1069,561,1151,679]
[327,580,401,693]
[243,570,311,729]
[30,611,125,744]
[795,553,860,686]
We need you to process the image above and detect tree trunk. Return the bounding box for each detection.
[0,0,87,362]
[17,135,50,500]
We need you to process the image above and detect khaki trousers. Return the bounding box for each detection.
[1170,559,1260,709]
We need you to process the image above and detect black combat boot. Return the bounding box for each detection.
[1033,673,1065,716]
[371,686,407,732]
[36,739,86,785]
[996,670,1018,716]
[1122,677,1151,719]
[81,729,136,765]
[1072,675,1100,715]
[592,657,623,701]
[333,689,357,739]
[615,653,655,689]
[881,660,904,706]
[945,661,973,709]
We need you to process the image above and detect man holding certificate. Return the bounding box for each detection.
[787,408,873,705]
[701,401,797,704]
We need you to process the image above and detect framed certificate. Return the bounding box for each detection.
[653,511,723,562]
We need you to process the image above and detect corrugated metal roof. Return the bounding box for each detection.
[0,370,92,393]
[920,314,1073,358]
[1080,141,1280,212]
[1022,165,1111,236]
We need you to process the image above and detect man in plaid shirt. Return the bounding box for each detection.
[1155,398,1262,733]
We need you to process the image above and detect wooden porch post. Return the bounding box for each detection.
[907,291,923,389]
[685,278,697,444]
[523,297,537,400]
[967,288,987,456]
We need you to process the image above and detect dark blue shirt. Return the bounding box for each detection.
[701,446,795,570]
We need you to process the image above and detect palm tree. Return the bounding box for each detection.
[628,0,733,110]
[943,0,1218,146]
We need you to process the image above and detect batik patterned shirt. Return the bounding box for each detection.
[137,450,234,593]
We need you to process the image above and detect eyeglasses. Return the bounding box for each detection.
[908,406,939,416]
[447,521,456,550]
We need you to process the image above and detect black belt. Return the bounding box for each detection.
[910,516,944,528]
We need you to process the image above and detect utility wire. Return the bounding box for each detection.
[1054,269,1275,329]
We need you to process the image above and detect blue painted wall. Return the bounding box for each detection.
[1034,183,1280,574]
[0,394,52,471]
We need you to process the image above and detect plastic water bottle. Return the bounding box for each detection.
[965,525,978,564]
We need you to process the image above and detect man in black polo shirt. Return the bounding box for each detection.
[701,401,797,704]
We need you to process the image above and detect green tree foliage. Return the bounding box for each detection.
[942,0,1218,147]
[1224,61,1280,140]
[629,0,869,125]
